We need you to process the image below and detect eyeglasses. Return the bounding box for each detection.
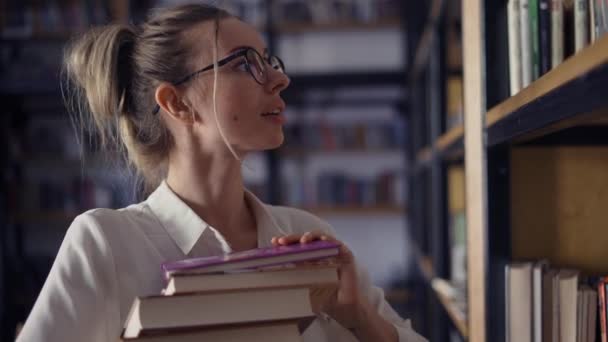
[152,47,285,115]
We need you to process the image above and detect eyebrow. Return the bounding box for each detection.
[228,45,269,56]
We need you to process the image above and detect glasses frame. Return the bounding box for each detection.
[152,47,285,115]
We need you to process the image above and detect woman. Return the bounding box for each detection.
[17,4,426,342]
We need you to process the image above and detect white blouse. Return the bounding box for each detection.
[17,181,427,342]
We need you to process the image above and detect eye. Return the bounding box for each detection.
[234,60,250,72]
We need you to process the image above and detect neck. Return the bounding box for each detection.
[166,148,254,239]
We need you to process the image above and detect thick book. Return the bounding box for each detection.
[521,0,534,87]
[599,0,608,39]
[574,0,589,51]
[163,265,339,313]
[163,265,338,295]
[558,269,579,342]
[532,261,547,342]
[551,0,565,68]
[583,286,598,342]
[590,0,597,41]
[508,0,523,94]
[539,0,553,75]
[122,287,315,339]
[121,321,302,341]
[507,262,533,342]
[161,240,341,280]
[530,0,541,79]
[542,269,559,342]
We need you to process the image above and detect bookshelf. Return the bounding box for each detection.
[410,0,608,341]
[0,1,132,340]
[304,205,406,217]
[276,19,401,34]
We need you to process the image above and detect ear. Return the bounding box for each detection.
[155,83,195,124]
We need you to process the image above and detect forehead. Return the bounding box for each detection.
[186,17,267,62]
[217,17,267,54]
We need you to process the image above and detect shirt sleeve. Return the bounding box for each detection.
[357,263,428,342]
[17,213,120,342]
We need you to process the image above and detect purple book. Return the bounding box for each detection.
[161,240,341,281]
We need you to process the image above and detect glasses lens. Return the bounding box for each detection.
[246,49,266,83]
[269,56,285,73]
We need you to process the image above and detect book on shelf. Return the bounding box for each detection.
[552,0,565,68]
[161,240,341,280]
[521,0,534,87]
[531,0,541,79]
[121,321,302,342]
[539,0,553,75]
[508,0,602,92]
[596,0,608,40]
[122,287,315,339]
[574,0,590,51]
[506,262,533,342]
[506,261,603,342]
[598,277,608,342]
[509,0,523,94]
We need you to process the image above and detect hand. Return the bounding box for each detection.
[271,231,364,328]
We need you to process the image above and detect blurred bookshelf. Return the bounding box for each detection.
[276,19,401,34]
[1,0,416,340]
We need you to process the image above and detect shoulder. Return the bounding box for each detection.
[65,202,153,247]
[264,204,336,236]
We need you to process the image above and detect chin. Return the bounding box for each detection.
[264,132,285,150]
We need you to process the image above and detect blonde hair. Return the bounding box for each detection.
[63,4,232,193]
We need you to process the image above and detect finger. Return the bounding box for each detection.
[301,230,338,243]
[338,244,355,263]
[276,234,302,245]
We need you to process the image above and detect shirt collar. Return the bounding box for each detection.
[146,181,287,255]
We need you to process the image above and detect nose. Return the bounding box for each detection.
[266,67,290,94]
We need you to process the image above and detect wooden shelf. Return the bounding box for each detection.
[436,125,464,155]
[486,35,608,146]
[431,278,468,339]
[414,124,464,168]
[277,19,401,34]
[303,205,406,216]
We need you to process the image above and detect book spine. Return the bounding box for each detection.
[599,279,606,342]
[599,0,608,36]
[590,0,596,41]
[508,0,523,94]
[551,0,565,68]
[539,0,553,75]
[596,0,606,39]
[521,0,533,87]
[575,0,589,51]
[531,0,541,79]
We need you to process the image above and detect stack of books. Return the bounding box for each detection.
[121,240,341,341]
[505,261,604,342]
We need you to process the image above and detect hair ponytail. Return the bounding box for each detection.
[64,25,136,148]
